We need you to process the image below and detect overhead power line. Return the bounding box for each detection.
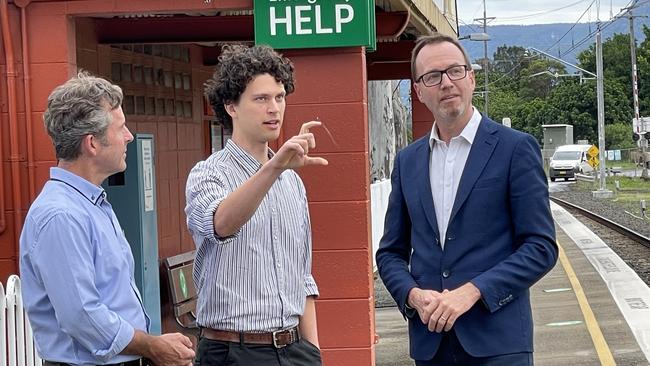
[545,0,598,52]
[492,0,590,23]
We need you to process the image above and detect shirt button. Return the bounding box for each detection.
[274,236,278,240]
[442,270,451,278]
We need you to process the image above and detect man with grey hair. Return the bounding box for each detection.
[20,72,195,366]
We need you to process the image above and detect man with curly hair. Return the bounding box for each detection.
[185,44,328,365]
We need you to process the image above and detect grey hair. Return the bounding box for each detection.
[43,71,123,161]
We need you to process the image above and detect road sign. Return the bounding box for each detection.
[587,145,599,158]
[588,155,600,168]
[254,0,376,50]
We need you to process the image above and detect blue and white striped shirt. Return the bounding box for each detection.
[185,140,319,332]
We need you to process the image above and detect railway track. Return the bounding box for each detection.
[550,196,650,250]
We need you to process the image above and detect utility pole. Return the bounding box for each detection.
[628,10,640,124]
[474,1,494,118]
[594,28,613,198]
[623,6,648,177]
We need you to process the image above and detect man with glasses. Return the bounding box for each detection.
[376,34,558,365]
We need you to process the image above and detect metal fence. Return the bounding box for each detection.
[1,275,42,366]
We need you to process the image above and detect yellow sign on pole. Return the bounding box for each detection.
[587,145,599,158]
[588,156,600,168]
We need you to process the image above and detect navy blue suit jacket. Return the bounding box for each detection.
[376,116,558,360]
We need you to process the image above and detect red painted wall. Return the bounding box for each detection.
[0,1,376,365]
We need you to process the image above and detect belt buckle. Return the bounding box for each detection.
[272,329,288,349]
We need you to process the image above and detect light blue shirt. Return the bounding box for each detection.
[20,167,149,365]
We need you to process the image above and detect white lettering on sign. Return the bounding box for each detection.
[315,5,333,34]
[335,4,354,33]
[270,7,292,36]
[269,2,354,36]
[295,5,312,35]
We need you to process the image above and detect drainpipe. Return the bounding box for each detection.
[19,1,36,200]
[0,0,25,242]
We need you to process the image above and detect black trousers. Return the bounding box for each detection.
[415,330,533,366]
[194,337,322,366]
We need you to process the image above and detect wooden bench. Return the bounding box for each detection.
[164,250,200,337]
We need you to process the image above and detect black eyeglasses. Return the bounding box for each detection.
[416,65,469,87]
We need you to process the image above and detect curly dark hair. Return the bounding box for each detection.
[204,44,295,130]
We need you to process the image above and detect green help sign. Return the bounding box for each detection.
[254,0,376,50]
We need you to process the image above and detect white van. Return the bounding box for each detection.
[548,144,593,181]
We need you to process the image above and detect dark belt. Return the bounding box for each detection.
[44,359,147,366]
[201,325,300,348]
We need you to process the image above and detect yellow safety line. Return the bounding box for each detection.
[558,243,617,366]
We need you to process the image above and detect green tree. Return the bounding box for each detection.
[577,32,635,121]
[605,123,635,149]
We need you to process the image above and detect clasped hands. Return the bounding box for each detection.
[407,283,481,333]
[270,121,329,170]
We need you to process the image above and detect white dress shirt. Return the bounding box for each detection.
[429,107,482,249]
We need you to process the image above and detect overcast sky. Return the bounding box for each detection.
[457,0,637,26]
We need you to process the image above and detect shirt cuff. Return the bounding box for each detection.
[199,198,239,245]
[304,274,319,297]
[93,319,135,363]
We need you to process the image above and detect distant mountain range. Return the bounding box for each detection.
[459,3,650,67]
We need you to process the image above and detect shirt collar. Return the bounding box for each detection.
[224,140,275,176]
[50,167,106,205]
[429,107,482,149]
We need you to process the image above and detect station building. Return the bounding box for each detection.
[0,1,457,364]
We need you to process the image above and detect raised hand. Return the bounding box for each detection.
[270,121,329,170]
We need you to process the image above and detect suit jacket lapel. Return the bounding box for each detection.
[416,139,440,240]
[450,118,499,223]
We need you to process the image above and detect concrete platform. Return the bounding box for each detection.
[374,204,650,365]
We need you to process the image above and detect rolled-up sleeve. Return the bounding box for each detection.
[185,160,239,244]
[29,213,135,362]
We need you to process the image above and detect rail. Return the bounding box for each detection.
[550,196,650,249]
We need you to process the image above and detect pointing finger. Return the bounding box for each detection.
[300,121,322,134]
[305,156,328,166]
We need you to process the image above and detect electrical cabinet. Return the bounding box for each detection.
[103,133,161,334]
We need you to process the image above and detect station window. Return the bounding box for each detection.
[183,74,191,90]
[156,98,165,116]
[164,71,173,88]
[183,101,192,119]
[146,97,155,115]
[135,96,145,115]
[182,47,190,63]
[134,65,143,83]
[155,68,164,86]
[174,73,182,89]
[121,63,132,82]
[166,99,175,116]
[152,45,163,57]
[175,101,183,118]
[210,120,232,153]
[111,62,121,82]
[171,45,181,60]
[144,67,153,85]
[163,45,172,59]
[123,95,135,115]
